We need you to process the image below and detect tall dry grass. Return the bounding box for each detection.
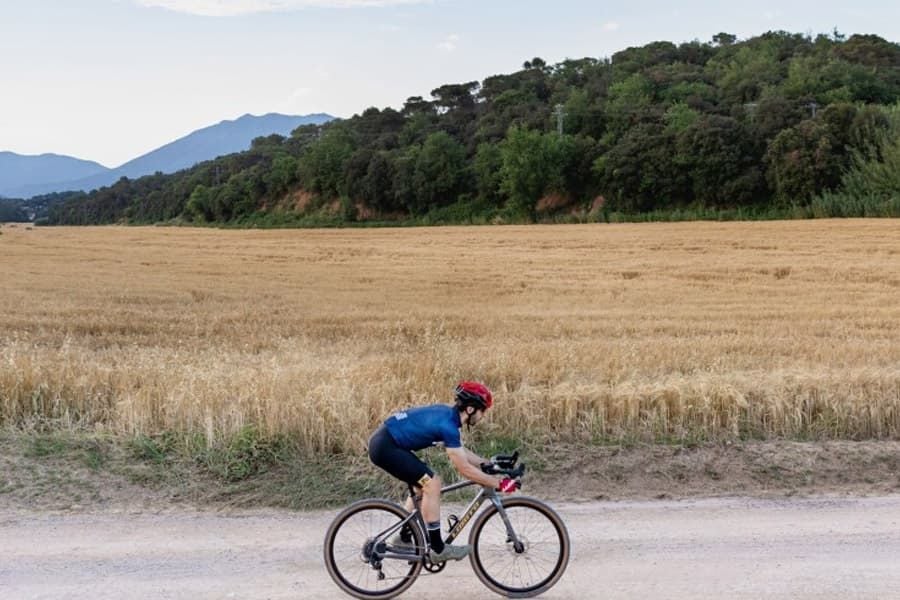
[2,221,900,452]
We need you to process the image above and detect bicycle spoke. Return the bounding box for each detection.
[472,502,567,595]
[325,501,423,599]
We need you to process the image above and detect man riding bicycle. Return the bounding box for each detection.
[367,381,518,563]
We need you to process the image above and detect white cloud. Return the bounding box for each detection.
[601,21,620,32]
[436,33,459,52]
[135,0,430,17]
[763,10,783,20]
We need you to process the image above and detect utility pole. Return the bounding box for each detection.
[553,103,566,136]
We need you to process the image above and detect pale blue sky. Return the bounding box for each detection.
[2,0,898,167]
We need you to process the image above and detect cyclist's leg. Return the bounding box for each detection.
[368,426,444,551]
[417,473,440,522]
[368,434,466,560]
[368,425,436,492]
[418,472,450,555]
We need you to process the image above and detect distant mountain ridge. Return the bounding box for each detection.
[0,152,108,198]
[1,112,334,198]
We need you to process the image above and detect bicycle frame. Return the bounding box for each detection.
[373,478,523,563]
[326,451,569,599]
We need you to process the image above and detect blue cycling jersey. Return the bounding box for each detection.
[384,404,462,451]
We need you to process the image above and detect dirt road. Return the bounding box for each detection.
[3,495,900,599]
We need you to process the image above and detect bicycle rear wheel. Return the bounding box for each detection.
[324,498,425,599]
[468,496,570,598]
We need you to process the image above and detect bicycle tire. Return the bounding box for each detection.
[468,496,570,598]
[324,498,425,600]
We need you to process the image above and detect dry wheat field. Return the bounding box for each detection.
[1,220,899,453]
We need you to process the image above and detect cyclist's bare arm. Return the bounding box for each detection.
[446,447,499,488]
[463,447,488,468]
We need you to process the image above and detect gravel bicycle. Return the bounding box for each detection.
[324,451,570,599]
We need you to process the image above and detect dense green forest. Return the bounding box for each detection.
[44,30,900,226]
[0,199,29,222]
[5,192,84,223]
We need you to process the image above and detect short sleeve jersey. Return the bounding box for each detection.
[384,404,462,451]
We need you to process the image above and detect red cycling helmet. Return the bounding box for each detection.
[454,381,493,411]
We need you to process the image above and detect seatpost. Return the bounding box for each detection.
[407,484,422,511]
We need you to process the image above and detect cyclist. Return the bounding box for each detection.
[367,381,518,563]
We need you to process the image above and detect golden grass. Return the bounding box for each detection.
[2,220,900,451]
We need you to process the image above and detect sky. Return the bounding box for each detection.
[1,0,899,168]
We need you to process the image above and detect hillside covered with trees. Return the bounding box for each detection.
[44,30,900,226]
[0,199,29,222]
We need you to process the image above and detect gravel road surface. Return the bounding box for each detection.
[3,495,900,599]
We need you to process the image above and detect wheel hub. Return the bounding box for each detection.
[510,536,528,554]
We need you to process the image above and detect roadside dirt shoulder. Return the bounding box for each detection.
[532,439,900,502]
[2,437,900,514]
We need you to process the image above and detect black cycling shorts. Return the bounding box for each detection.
[368,425,434,488]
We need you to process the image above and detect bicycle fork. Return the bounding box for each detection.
[440,483,526,552]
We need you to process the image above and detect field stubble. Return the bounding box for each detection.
[2,220,900,461]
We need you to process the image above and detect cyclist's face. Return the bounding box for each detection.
[467,407,485,426]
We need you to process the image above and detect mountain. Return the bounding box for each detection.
[2,113,334,198]
[0,152,108,198]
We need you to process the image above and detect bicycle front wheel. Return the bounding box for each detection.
[468,496,570,598]
[324,498,425,600]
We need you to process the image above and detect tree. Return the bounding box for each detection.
[561,88,606,138]
[664,102,700,133]
[676,115,764,206]
[297,125,355,198]
[265,155,298,198]
[353,107,405,149]
[499,126,573,218]
[341,148,375,201]
[745,93,807,145]
[713,33,737,47]
[605,73,656,137]
[430,82,480,113]
[596,123,686,212]
[765,119,842,204]
[407,132,467,214]
[361,151,398,212]
[0,200,28,222]
[429,82,481,142]
[473,142,504,204]
[708,42,783,104]
[40,29,900,226]
[611,41,679,79]
[826,104,900,204]
[185,185,213,222]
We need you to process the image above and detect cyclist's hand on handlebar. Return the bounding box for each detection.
[497,477,520,494]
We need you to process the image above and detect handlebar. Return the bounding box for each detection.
[480,450,526,479]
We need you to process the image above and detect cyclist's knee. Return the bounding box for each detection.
[421,474,441,492]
